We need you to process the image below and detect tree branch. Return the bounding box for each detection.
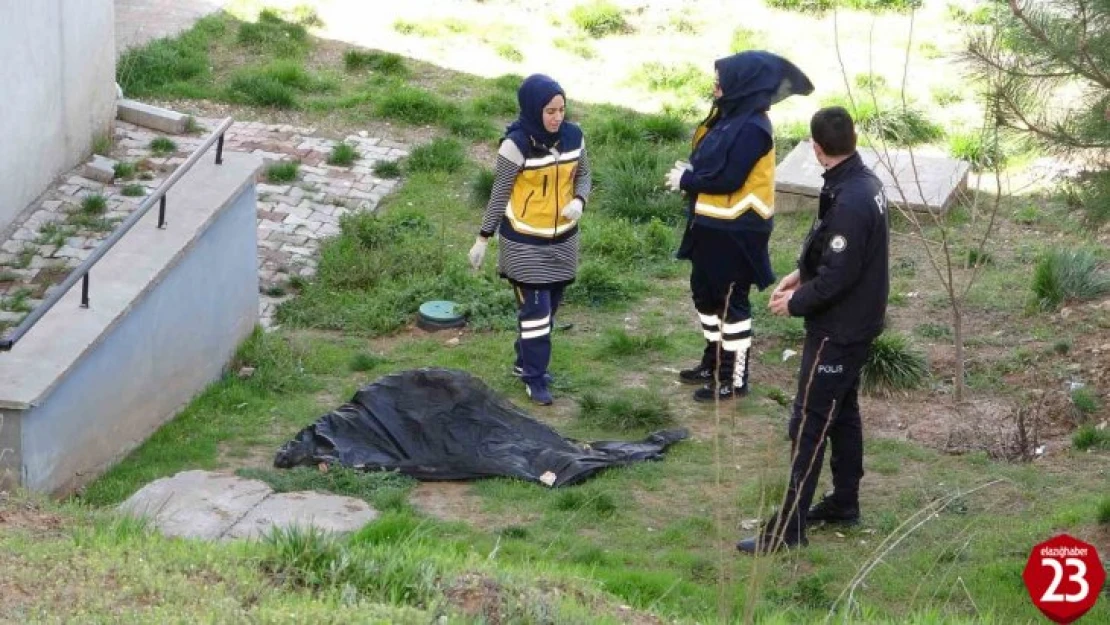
[1007,0,1110,89]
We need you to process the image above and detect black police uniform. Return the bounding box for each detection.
[767,151,890,547]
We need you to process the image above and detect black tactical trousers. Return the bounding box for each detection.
[768,332,871,544]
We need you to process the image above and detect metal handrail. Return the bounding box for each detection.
[0,117,235,351]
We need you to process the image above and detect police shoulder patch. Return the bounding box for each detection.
[829,235,847,253]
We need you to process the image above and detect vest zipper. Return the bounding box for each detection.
[552,159,560,241]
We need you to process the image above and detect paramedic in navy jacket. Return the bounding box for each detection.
[664,50,813,404]
[738,106,890,554]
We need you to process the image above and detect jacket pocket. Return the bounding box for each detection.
[520,191,535,218]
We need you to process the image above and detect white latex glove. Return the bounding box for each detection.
[562,198,584,221]
[468,237,488,270]
[664,164,686,192]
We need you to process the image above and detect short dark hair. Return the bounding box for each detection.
[810,106,856,156]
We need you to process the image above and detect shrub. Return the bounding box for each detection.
[470,168,495,208]
[113,162,136,180]
[553,36,596,59]
[81,194,108,216]
[116,23,214,96]
[343,50,407,75]
[121,184,146,197]
[447,114,499,141]
[227,74,296,107]
[1070,387,1101,418]
[406,138,466,173]
[327,142,360,166]
[237,9,309,57]
[1072,424,1110,451]
[266,161,300,183]
[494,43,523,62]
[565,261,642,306]
[570,1,630,37]
[599,328,669,357]
[860,332,928,395]
[375,87,460,125]
[1030,249,1110,311]
[948,132,1008,170]
[580,216,677,264]
[471,92,518,117]
[632,62,714,99]
[591,150,686,224]
[372,160,402,179]
[730,27,760,53]
[149,137,177,155]
[1063,170,1110,229]
[578,389,674,431]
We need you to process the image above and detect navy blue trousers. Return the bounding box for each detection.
[513,284,564,385]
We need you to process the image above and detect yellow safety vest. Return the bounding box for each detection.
[504,148,582,238]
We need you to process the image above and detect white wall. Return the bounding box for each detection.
[0,0,117,232]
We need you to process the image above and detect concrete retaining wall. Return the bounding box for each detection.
[0,152,260,495]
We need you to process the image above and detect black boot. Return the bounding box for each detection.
[807,495,860,526]
[736,514,808,555]
[679,364,713,385]
[679,340,717,385]
[736,532,808,555]
[693,383,737,403]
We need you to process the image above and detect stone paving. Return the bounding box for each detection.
[119,469,379,541]
[0,116,407,333]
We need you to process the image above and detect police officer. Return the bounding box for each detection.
[737,106,890,554]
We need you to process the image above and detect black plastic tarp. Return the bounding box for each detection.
[274,368,688,487]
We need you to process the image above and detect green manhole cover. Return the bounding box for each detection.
[417,300,465,330]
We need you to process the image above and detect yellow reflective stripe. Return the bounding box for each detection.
[504,204,577,236]
[694,193,774,219]
[522,150,582,169]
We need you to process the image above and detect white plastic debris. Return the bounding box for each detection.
[539,471,557,487]
[782,349,798,362]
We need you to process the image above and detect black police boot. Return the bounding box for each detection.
[679,341,717,385]
[679,364,714,385]
[693,382,737,403]
[736,514,808,555]
[807,495,860,526]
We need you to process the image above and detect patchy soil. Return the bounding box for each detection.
[445,572,666,625]
[0,492,65,536]
[408,482,504,527]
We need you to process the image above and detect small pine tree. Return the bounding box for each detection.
[965,1,1109,227]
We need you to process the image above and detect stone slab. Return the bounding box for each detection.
[225,491,380,540]
[119,470,271,540]
[117,99,188,134]
[82,155,117,184]
[119,469,379,541]
[775,140,970,214]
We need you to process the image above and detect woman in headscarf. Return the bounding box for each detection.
[664,50,813,403]
[468,74,592,406]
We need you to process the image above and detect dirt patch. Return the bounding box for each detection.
[862,386,1086,461]
[0,493,65,536]
[409,482,501,528]
[444,572,666,625]
[445,573,507,624]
